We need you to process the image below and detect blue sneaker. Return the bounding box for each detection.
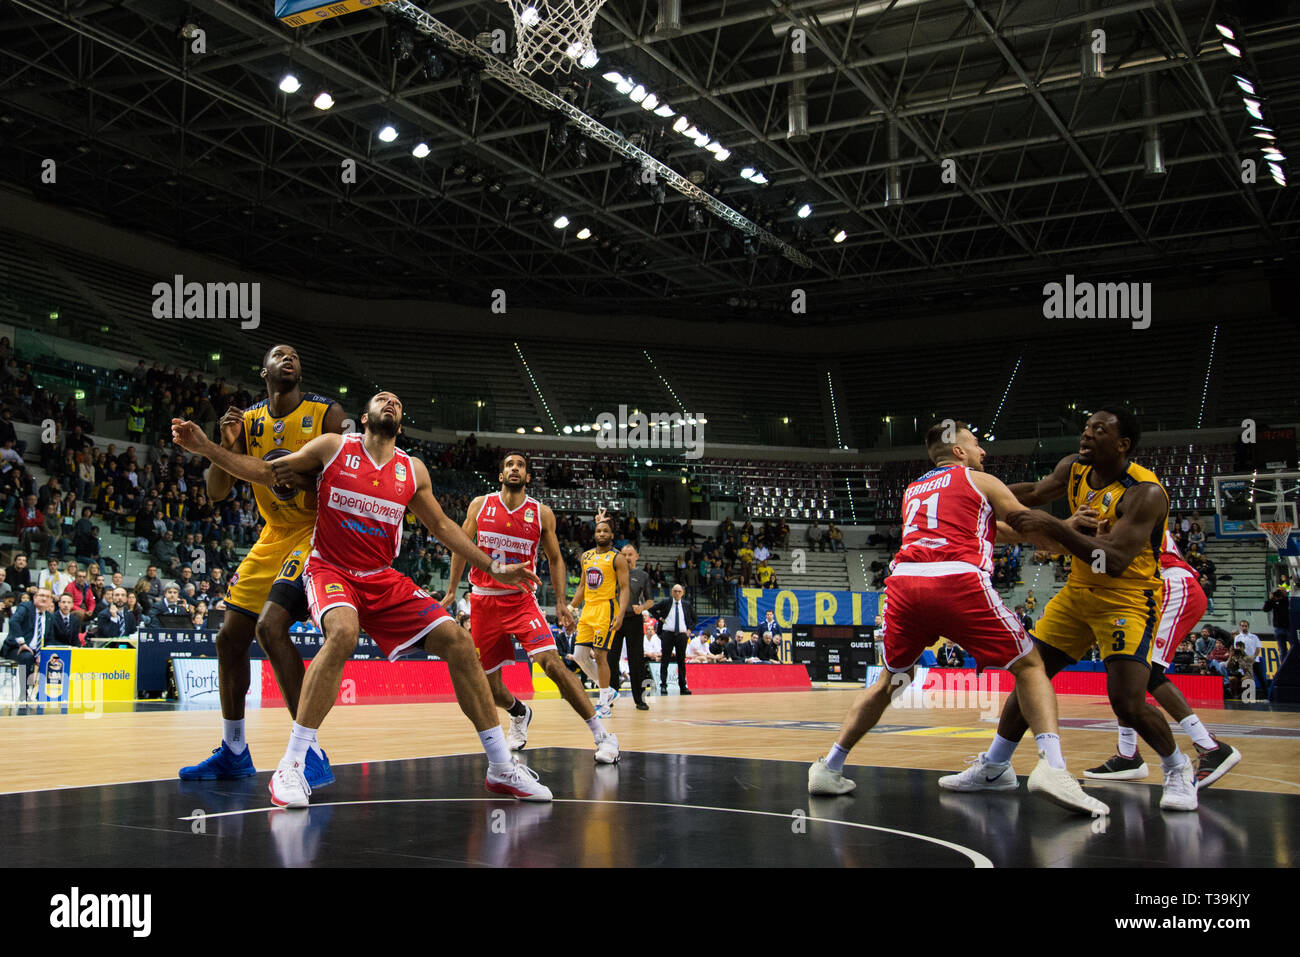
[304,747,335,789]
[179,742,256,781]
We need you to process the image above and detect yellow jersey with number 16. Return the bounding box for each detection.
[242,392,334,527]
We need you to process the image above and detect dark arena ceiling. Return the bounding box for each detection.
[1,0,1297,321]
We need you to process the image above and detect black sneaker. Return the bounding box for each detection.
[1193,739,1242,790]
[1083,753,1149,780]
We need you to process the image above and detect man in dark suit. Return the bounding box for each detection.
[2,587,58,696]
[94,587,137,645]
[51,593,83,646]
[651,583,696,695]
[607,545,655,710]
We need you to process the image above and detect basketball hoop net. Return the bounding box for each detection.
[499,0,605,75]
[1259,521,1294,552]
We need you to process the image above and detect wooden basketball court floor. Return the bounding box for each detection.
[2,689,1297,867]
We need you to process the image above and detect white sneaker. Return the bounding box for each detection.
[938,753,1019,792]
[1159,759,1198,811]
[595,731,620,764]
[269,758,312,808]
[808,758,856,796]
[507,703,532,751]
[1026,759,1110,816]
[485,759,553,802]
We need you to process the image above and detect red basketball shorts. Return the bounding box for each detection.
[470,591,556,674]
[1150,570,1208,668]
[303,558,452,660]
[883,565,1033,672]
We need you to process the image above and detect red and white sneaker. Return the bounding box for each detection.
[269,758,312,808]
[485,759,553,802]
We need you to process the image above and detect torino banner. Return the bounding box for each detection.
[736,588,880,629]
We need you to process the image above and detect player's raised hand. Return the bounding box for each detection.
[490,561,542,590]
[219,406,245,448]
[171,418,211,453]
[594,506,610,526]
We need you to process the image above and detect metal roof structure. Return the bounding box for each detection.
[2,0,1296,321]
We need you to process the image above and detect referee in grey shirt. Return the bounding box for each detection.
[608,544,655,710]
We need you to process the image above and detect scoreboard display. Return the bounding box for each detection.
[791,624,876,682]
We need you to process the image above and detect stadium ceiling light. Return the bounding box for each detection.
[1268,162,1284,177]
[532,426,543,432]
[641,93,660,111]
[516,427,526,434]
[673,115,691,133]
[563,425,573,434]
[1272,172,1287,186]
[377,124,398,142]
[629,84,648,103]
[828,225,847,243]
[796,202,813,218]
[1234,75,1256,95]
[576,227,592,239]
[1245,100,1264,120]
[740,167,756,180]
[750,172,769,185]
[1222,41,1242,57]
[278,73,301,94]
[682,124,702,140]
[1262,150,1284,161]
[692,131,711,148]
[1253,129,1276,140]
[313,91,334,110]
[714,148,731,162]
[1215,23,1236,40]
[579,47,600,69]
[616,76,635,95]
[411,142,431,158]
[603,71,624,84]
[654,103,675,118]
[520,6,541,27]
[553,214,570,228]
[704,141,724,154]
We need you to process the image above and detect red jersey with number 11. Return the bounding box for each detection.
[469,492,542,594]
[311,434,416,572]
[890,465,995,574]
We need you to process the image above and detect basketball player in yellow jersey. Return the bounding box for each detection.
[941,408,1198,811]
[179,344,346,788]
[569,517,630,718]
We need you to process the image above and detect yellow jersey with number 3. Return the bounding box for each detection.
[1065,458,1168,592]
[242,392,334,527]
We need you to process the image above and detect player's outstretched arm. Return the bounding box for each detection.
[539,504,572,629]
[1017,484,1166,576]
[206,406,246,501]
[407,460,540,591]
[612,552,630,633]
[174,419,340,488]
[1007,453,1075,506]
[442,495,484,610]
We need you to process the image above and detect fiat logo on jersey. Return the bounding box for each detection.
[586,567,605,588]
[394,462,408,483]
[273,420,285,433]
[263,448,296,501]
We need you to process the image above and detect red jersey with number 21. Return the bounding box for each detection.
[891,465,994,573]
[312,434,416,571]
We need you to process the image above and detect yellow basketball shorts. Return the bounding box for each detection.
[576,599,618,650]
[225,523,315,621]
[1032,582,1163,665]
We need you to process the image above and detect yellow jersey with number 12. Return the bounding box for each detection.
[242,392,334,527]
[1065,458,1168,592]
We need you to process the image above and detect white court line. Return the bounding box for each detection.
[175,797,994,868]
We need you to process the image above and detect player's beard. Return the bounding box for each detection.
[368,412,400,438]
[503,474,525,489]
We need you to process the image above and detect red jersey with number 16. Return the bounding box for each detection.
[890,465,995,574]
[469,492,541,594]
[311,433,416,572]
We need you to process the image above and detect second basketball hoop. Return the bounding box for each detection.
[498,0,605,75]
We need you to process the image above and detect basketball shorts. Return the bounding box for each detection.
[1150,571,1207,668]
[225,523,314,622]
[576,599,618,650]
[303,558,452,660]
[1032,582,1163,665]
[882,568,1032,672]
[471,592,556,674]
